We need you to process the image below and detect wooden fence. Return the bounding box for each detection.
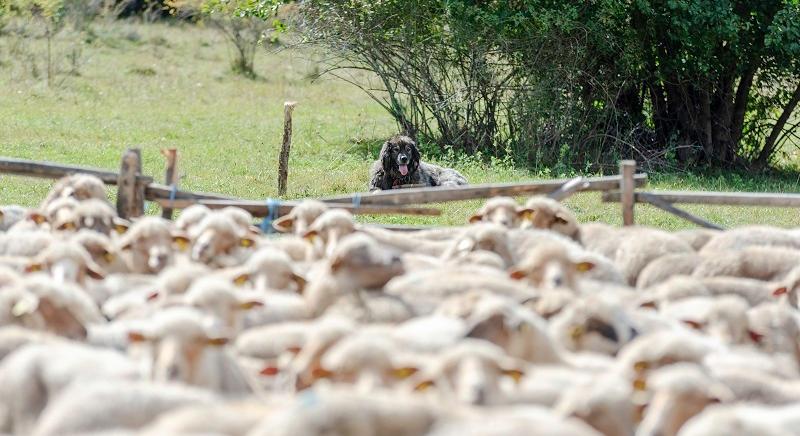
[4,149,796,231]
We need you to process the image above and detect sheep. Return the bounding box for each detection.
[31,380,218,436]
[3,274,104,340]
[636,253,703,289]
[303,208,357,258]
[521,196,581,240]
[441,223,516,267]
[40,174,107,209]
[248,388,440,436]
[117,217,182,274]
[428,405,603,436]
[700,225,800,253]
[660,295,752,345]
[140,400,276,436]
[0,230,54,257]
[677,403,800,436]
[548,295,638,356]
[272,199,329,235]
[746,303,800,363]
[182,276,265,331]
[771,265,800,308]
[636,363,734,436]
[675,228,721,251]
[464,294,563,365]
[127,307,256,396]
[219,206,258,234]
[189,211,257,267]
[223,247,306,293]
[0,205,27,232]
[508,242,596,291]
[25,240,106,284]
[613,227,694,286]
[174,204,211,234]
[468,196,530,228]
[70,198,125,235]
[71,229,128,276]
[406,339,526,406]
[0,325,60,361]
[555,373,637,436]
[0,342,141,435]
[692,246,800,281]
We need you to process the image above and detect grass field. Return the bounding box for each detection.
[2,21,800,229]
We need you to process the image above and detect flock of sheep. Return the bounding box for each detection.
[1,173,800,436]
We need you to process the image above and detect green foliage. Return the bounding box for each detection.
[282,0,800,171]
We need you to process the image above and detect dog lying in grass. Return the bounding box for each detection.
[368,135,468,191]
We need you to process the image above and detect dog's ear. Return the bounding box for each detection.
[408,139,421,173]
[380,141,393,171]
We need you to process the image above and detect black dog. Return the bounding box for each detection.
[368,135,468,191]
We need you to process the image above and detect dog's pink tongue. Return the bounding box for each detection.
[399,164,409,176]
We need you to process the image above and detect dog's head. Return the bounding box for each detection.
[380,135,420,179]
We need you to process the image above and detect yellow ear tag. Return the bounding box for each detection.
[392,367,418,379]
[25,263,43,273]
[575,262,594,272]
[103,252,115,263]
[633,361,649,372]
[414,380,435,392]
[239,238,254,248]
[233,274,250,286]
[238,301,263,310]
[633,378,647,391]
[205,337,229,347]
[503,369,524,383]
[569,325,585,341]
[520,210,535,221]
[173,237,190,251]
[114,224,128,234]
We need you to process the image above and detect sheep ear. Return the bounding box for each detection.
[502,368,525,383]
[25,263,44,274]
[57,221,77,231]
[30,212,47,225]
[311,367,333,380]
[748,329,764,344]
[86,263,106,280]
[37,297,87,340]
[414,380,435,392]
[574,261,595,272]
[205,337,229,347]
[260,365,280,376]
[391,367,419,379]
[113,218,130,234]
[272,215,294,233]
[172,235,191,251]
[639,300,658,310]
[239,237,256,248]
[466,313,507,341]
[508,269,527,280]
[682,319,704,330]
[468,214,484,224]
[287,345,302,354]
[233,273,250,287]
[329,257,344,273]
[292,273,307,294]
[773,286,788,297]
[553,212,570,225]
[127,331,150,343]
[303,229,319,242]
[12,296,39,317]
[517,208,535,221]
[146,291,160,301]
[249,225,263,235]
[237,300,264,310]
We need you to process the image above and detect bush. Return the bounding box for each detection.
[293,0,800,171]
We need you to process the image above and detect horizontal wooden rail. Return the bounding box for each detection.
[0,156,153,185]
[150,198,441,217]
[145,183,234,202]
[603,190,800,208]
[323,174,648,206]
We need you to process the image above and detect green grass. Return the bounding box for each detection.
[1,21,800,230]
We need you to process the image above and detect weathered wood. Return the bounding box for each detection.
[161,148,178,220]
[116,148,145,219]
[547,177,589,201]
[278,101,296,196]
[322,174,648,206]
[150,198,441,217]
[637,192,725,230]
[0,156,153,185]
[620,160,636,226]
[603,190,800,208]
[145,183,234,202]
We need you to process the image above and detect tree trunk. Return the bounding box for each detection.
[756,83,800,167]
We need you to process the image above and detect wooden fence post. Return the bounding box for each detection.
[161,148,178,220]
[620,160,636,226]
[117,148,145,219]
[278,101,297,197]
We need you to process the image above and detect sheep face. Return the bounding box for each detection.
[273,200,329,235]
[469,197,532,229]
[444,224,515,267]
[521,198,580,240]
[190,214,256,267]
[119,217,182,274]
[509,243,593,291]
[303,209,356,259]
[26,242,105,284]
[329,234,404,290]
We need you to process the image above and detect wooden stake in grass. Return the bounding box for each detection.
[117,148,145,219]
[620,160,636,226]
[278,101,297,197]
[161,148,178,220]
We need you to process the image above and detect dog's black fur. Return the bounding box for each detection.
[369,135,468,191]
